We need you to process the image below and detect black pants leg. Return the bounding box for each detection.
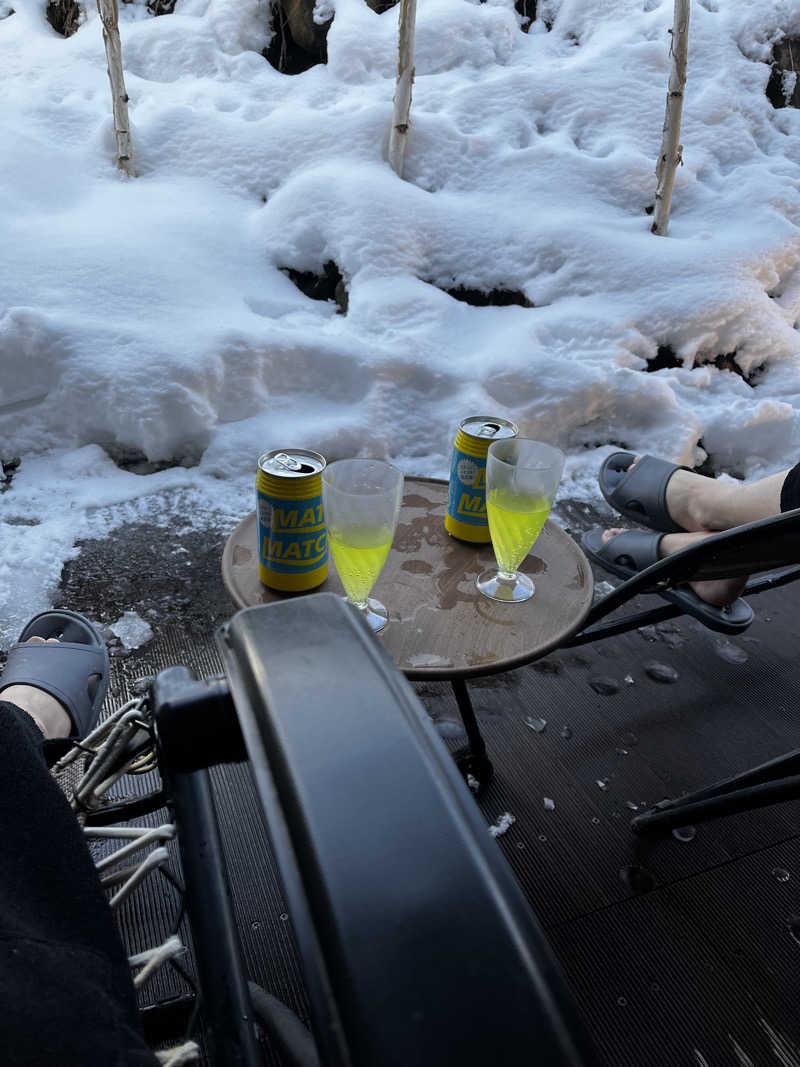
[780,462,800,512]
[0,701,157,1066]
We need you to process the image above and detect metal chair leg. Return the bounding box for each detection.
[632,749,800,834]
[169,767,262,1067]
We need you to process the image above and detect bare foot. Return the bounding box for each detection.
[1,637,73,739]
[624,455,786,533]
[602,528,748,607]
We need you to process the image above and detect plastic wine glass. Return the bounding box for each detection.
[476,438,565,603]
[322,459,405,632]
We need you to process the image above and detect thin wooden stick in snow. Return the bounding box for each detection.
[652,0,690,236]
[97,0,135,176]
[388,0,417,178]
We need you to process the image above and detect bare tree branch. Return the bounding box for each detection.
[652,0,690,236]
[388,0,417,178]
[97,0,135,176]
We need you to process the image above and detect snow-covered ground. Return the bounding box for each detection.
[1,0,799,644]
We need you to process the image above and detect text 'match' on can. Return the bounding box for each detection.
[445,416,518,543]
[256,449,328,592]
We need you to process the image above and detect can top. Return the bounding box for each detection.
[258,449,327,478]
[459,416,518,441]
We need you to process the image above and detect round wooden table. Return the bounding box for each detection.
[222,477,593,680]
[222,477,593,790]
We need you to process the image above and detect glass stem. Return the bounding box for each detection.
[496,570,518,583]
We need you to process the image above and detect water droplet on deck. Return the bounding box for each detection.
[251,921,262,931]
[591,817,601,825]
[617,997,627,1007]
[619,865,657,893]
[650,983,661,994]
[772,867,791,883]
[543,796,555,811]
[616,747,629,756]
[524,716,547,733]
[612,810,621,819]
[560,725,573,739]
[538,834,547,842]
[596,778,609,790]
[625,801,639,811]
[672,825,697,843]
[279,912,289,921]
[645,661,679,683]
[589,676,619,695]
[516,841,525,850]
[713,638,748,665]
[623,674,635,685]
[787,915,800,946]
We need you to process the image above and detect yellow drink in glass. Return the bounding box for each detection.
[486,491,551,574]
[476,438,564,603]
[328,529,393,606]
[322,459,404,633]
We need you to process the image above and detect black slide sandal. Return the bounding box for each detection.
[0,610,110,738]
[582,528,753,631]
[598,451,691,533]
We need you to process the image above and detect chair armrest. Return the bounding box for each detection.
[218,593,597,1067]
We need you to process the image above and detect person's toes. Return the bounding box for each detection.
[26,636,46,644]
[601,527,626,545]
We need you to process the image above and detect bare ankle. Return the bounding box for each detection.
[1,685,72,740]
[684,480,732,532]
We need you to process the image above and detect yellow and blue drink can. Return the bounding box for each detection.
[256,449,328,592]
[445,417,518,543]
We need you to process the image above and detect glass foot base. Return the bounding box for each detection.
[346,596,389,633]
[476,569,534,603]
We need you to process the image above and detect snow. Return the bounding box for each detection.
[110,609,155,648]
[2,0,800,643]
[488,811,516,837]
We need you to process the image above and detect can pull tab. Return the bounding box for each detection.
[273,453,317,475]
[477,422,503,438]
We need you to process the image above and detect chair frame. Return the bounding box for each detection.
[81,595,599,1066]
[565,509,800,834]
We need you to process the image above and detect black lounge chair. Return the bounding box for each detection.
[136,593,599,1066]
[568,508,800,835]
